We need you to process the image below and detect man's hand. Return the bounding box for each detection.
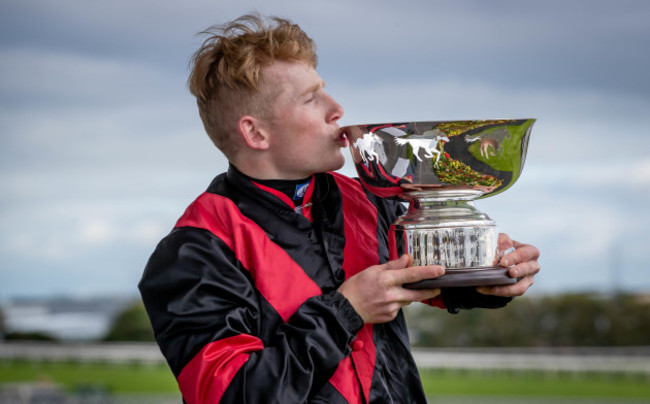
[477,233,541,297]
[338,254,444,324]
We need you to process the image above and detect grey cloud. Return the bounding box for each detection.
[3,0,649,96]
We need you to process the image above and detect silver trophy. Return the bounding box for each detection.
[344,119,535,288]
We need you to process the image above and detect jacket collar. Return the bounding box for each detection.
[225,164,316,219]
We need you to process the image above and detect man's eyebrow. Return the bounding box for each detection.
[301,81,325,96]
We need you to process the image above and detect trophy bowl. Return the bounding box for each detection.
[343,119,535,288]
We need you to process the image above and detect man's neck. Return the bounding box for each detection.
[229,158,311,181]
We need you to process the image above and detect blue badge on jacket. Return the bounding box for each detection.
[293,180,310,200]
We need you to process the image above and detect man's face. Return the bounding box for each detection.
[260,60,346,179]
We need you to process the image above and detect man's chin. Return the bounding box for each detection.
[328,156,346,172]
[313,159,345,175]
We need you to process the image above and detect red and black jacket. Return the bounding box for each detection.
[139,165,510,403]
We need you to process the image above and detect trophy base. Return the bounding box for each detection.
[404,267,516,289]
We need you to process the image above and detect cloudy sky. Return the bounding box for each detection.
[1,0,649,299]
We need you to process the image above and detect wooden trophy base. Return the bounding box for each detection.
[404,267,517,289]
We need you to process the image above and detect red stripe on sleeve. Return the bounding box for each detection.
[329,357,363,404]
[175,192,322,322]
[350,324,376,400]
[177,334,264,404]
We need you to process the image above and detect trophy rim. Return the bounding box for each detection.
[342,118,536,129]
[344,118,535,199]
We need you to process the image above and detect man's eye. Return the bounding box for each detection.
[306,92,319,103]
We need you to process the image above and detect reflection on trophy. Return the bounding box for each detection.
[344,119,535,288]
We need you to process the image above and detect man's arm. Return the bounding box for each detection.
[139,227,363,404]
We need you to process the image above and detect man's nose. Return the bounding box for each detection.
[327,94,344,123]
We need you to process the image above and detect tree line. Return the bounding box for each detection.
[405,292,650,347]
[2,292,649,346]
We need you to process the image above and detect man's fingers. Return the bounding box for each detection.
[388,264,445,285]
[501,243,540,268]
[507,258,541,279]
[496,233,515,267]
[497,233,515,254]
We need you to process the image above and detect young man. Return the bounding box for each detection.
[139,14,540,403]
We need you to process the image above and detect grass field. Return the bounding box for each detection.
[2,361,650,401]
[420,369,650,400]
[0,360,178,393]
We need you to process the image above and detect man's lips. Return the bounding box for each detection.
[336,129,349,147]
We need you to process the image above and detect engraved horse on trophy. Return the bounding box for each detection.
[352,133,384,163]
[464,128,511,159]
[394,132,449,166]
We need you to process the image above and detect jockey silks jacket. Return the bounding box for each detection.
[139,165,511,404]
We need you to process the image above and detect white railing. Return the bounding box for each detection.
[0,341,165,365]
[2,342,650,374]
[412,347,650,374]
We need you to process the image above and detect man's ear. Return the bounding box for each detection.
[237,115,270,150]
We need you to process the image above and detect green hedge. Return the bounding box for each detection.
[406,293,650,347]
